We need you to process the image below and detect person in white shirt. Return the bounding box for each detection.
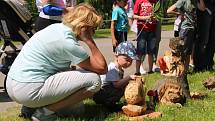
[93,41,140,112]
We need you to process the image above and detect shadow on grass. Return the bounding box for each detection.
[59,103,112,121]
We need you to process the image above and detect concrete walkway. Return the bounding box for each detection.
[0,30,173,113]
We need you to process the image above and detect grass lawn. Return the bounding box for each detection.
[0,71,215,121]
[93,29,136,38]
[93,23,174,38]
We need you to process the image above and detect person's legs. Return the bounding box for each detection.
[147,32,156,73]
[136,56,147,75]
[139,55,147,75]
[180,29,195,71]
[152,21,161,72]
[33,70,101,120]
[7,78,37,118]
[7,70,101,120]
[40,70,101,110]
[148,54,153,73]
[136,30,146,75]
[113,31,128,52]
[174,31,179,37]
[189,46,195,71]
[206,16,215,70]
[194,11,212,71]
[154,21,161,63]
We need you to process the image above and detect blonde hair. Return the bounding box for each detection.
[62,3,102,36]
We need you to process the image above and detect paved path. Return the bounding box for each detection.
[0,30,173,113]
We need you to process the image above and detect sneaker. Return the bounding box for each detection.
[147,71,154,74]
[19,105,36,118]
[134,72,141,76]
[31,108,57,121]
[140,66,147,75]
[189,64,194,70]
[152,64,160,72]
[188,64,195,73]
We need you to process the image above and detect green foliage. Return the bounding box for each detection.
[25,0,38,20]
[153,0,178,21]
[25,0,113,28]
[24,0,179,28]
[81,0,113,28]
[94,29,111,38]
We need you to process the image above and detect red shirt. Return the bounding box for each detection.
[134,0,157,32]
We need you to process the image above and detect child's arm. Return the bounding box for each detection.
[133,14,151,21]
[41,0,55,5]
[111,21,117,48]
[167,3,180,15]
[112,75,140,88]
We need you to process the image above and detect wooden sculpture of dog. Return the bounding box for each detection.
[158,37,186,77]
[122,77,147,117]
[203,76,215,91]
[148,80,185,108]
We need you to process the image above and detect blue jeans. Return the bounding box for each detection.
[136,30,156,55]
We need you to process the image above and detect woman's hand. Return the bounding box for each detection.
[112,38,118,48]
[78,28,93,41]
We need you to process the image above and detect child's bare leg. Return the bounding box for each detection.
[148,54,153,72]
[136,55,144,74]
[136,59,141,74]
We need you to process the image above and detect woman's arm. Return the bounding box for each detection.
[77,29,107,75]
[111,21,117,47]
[78,40,107,75]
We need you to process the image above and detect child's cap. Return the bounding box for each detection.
[115,41,138,60]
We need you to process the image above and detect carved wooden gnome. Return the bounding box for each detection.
[122,77,147,117]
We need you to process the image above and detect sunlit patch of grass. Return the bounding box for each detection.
[1,71,215,121]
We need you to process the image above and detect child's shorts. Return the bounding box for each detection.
[93,84,124,105]
[113,30,127,52]
[136,30,156,55]
[179,28,195,55]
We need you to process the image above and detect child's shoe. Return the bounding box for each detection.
[152,64,160,72]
